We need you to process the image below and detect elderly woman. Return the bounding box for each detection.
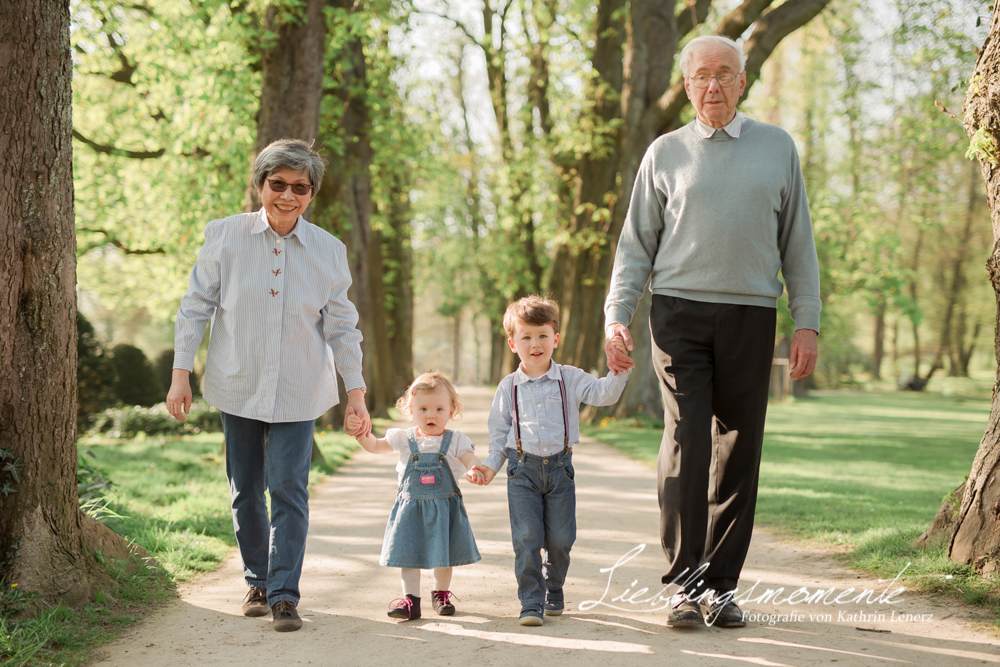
[166,138,370,632]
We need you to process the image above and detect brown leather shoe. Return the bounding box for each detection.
[271,600,302,632]
[667,597,704,627]
[241,587,269,618]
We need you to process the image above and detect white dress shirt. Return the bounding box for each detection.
[173,208,365,423]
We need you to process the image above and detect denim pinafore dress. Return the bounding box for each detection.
[379,428,481,569]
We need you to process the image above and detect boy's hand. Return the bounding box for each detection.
[470,465,496,486]
[466,468,485,485]
[605,323,635,375]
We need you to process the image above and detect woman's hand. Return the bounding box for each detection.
[166,369,193,422]
[344,388,371,437]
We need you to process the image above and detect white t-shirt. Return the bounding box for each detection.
[386,428,476,484]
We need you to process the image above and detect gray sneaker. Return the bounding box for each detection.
[667,596,704,627]
[271,600,302,632]
[241,587,269,618]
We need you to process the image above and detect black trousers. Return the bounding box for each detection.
[650,295,775,596]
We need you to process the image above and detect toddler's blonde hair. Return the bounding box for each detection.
[395,372,463,420]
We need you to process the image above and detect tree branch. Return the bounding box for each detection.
[77,228,166,255]
[414,9,479,45]
[72,129,165,159]
[742,0,832,98]
[676,0,714,40]
[649,0,827,136]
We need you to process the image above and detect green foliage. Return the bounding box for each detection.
[77,313,117,430]
[0,559,169,667]
[109,344,163,408]
[87,400,222,439]
[966,126,999,165]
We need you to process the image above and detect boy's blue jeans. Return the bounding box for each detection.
[221,412,314,607]
[506,450,576,609]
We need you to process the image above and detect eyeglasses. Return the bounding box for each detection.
[267,179,313,196]
[687,72,740,88]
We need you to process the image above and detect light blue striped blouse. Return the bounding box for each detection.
[173,208,366,423]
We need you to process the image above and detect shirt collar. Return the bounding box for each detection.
[250,207,311,248]
[693,111,743,139]
[513,361,562,385]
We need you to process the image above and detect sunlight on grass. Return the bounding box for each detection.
[583,391,1000,625]
[78,430,359,580]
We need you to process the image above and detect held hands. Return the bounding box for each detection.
[604,323,635,375]
[467,465,496,486]
[344,388,371,438]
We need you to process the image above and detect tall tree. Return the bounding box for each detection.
[0,0,121,603]
[943,4,1000,574]
[245,0,327,212]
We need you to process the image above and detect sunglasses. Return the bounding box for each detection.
[267,179,313,196]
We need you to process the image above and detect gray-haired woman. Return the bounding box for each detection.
[166,138,370,632]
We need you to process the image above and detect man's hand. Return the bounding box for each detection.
[789,329,818,380]
[469,465,496,486]
[166,369,193,422]
[605,323,635,375]
[344,388,371,437]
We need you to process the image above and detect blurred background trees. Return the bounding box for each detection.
[69,0,994,425]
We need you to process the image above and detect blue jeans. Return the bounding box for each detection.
[221,412,315,606]
[507,450,576,609]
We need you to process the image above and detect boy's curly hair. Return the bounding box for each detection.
[395,371,463,420]
[502,295,560,338]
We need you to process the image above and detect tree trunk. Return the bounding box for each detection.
[933,8,1000,574]
[0,0,120,604]
[245,0,327,212]
[312,10,393,419]
[385,169,414,398]
[873,306,885,380]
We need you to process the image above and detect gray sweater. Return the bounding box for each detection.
[604,117,822,332]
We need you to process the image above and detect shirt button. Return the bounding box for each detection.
[277,239,282,244]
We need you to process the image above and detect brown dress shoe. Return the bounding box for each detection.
[271,600,302,632]
[667,597,704,627]
[241,587,269,617]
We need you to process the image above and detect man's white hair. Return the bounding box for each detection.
[679,36,747,76]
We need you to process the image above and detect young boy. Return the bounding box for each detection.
[474,295,630,626]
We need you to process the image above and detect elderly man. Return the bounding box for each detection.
[604,35,820,629]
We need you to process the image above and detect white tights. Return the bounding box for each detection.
[400,567,453,597]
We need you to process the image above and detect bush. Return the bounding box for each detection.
[110,344,163,408]
[77,313,117,430]
[87,400,222,439]
[153,349,200,397]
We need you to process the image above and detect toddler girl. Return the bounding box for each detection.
[347,372,484,621]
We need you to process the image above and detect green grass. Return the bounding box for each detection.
[1,427,362,667]
[79,429,360,580]
[584,390,1000,627]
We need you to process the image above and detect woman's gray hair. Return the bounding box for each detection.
[252,138,327,194]
[679,36,747,76]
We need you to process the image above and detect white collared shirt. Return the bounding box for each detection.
[483,362,630,472]
[173,208,365,423]
[693,111,744,139]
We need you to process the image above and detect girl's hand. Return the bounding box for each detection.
[345,413,362,433]
[468,465,495,486]
[466,468,485,485]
